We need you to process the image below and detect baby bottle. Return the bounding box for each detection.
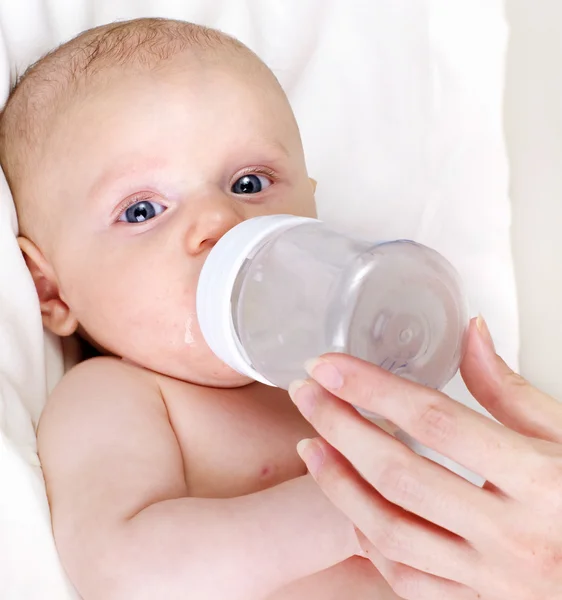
[196,215,469,391]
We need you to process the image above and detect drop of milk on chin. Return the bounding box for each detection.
[184,314,196,345]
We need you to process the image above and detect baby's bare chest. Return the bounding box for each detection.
[161,380,315,497]
[160,378,395,599]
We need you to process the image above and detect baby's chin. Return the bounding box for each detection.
[191,368,255,389]
[85,325,257,388]
[133,350,255,389]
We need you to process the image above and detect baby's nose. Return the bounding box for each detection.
[185,194,243,255]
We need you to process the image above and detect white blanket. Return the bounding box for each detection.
[0,1,517,598]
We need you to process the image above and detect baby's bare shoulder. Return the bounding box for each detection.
[39,356,159,437]
[38,356,188,528]
[48,354,158,398]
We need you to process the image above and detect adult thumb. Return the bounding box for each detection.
[460,317,562,443]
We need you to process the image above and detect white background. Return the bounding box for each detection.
[505,0,562,398]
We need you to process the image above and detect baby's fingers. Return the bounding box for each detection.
[356,532,480,600]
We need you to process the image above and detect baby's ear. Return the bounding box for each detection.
[309,178,317,194]
[18,237,78,337]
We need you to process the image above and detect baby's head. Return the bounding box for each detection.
[0,18,317,387]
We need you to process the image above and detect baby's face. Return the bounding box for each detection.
[34,55,316,386]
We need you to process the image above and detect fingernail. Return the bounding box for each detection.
[288,379,317,418]
[305,358,344,391]
[476,315,496,352]
[296,438,324,477]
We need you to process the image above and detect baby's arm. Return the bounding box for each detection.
[38,358,359,600]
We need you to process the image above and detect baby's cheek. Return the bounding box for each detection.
[69,248,209,371]
[116,280,192,352]
[74,271,148,349]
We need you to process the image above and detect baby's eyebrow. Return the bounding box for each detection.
[240,138,290,160]
[88,156,170,201]
[269,139,290,158]
[88,141,290,201]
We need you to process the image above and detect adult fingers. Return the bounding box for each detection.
[297,436,481,587]
[461,317,562,444]
[298,353,536,498]
[290,380,505,539]
[356,533,481,600]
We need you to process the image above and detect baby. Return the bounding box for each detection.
[0,18,397,599]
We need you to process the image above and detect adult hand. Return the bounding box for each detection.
[289,317,562,600]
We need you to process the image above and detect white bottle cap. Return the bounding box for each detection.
[196,214,317,385]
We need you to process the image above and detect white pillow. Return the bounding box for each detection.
[0,1,518,598]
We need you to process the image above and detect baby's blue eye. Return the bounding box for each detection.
[119,200,166,223]
[231,174,271,195]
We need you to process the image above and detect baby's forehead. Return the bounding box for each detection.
[7,22,251,129]
[0,18,274,239]
[9,48,276,176]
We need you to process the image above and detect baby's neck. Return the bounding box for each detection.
[77,335,102,360]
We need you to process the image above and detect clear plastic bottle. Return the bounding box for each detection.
[196,215,469,390]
